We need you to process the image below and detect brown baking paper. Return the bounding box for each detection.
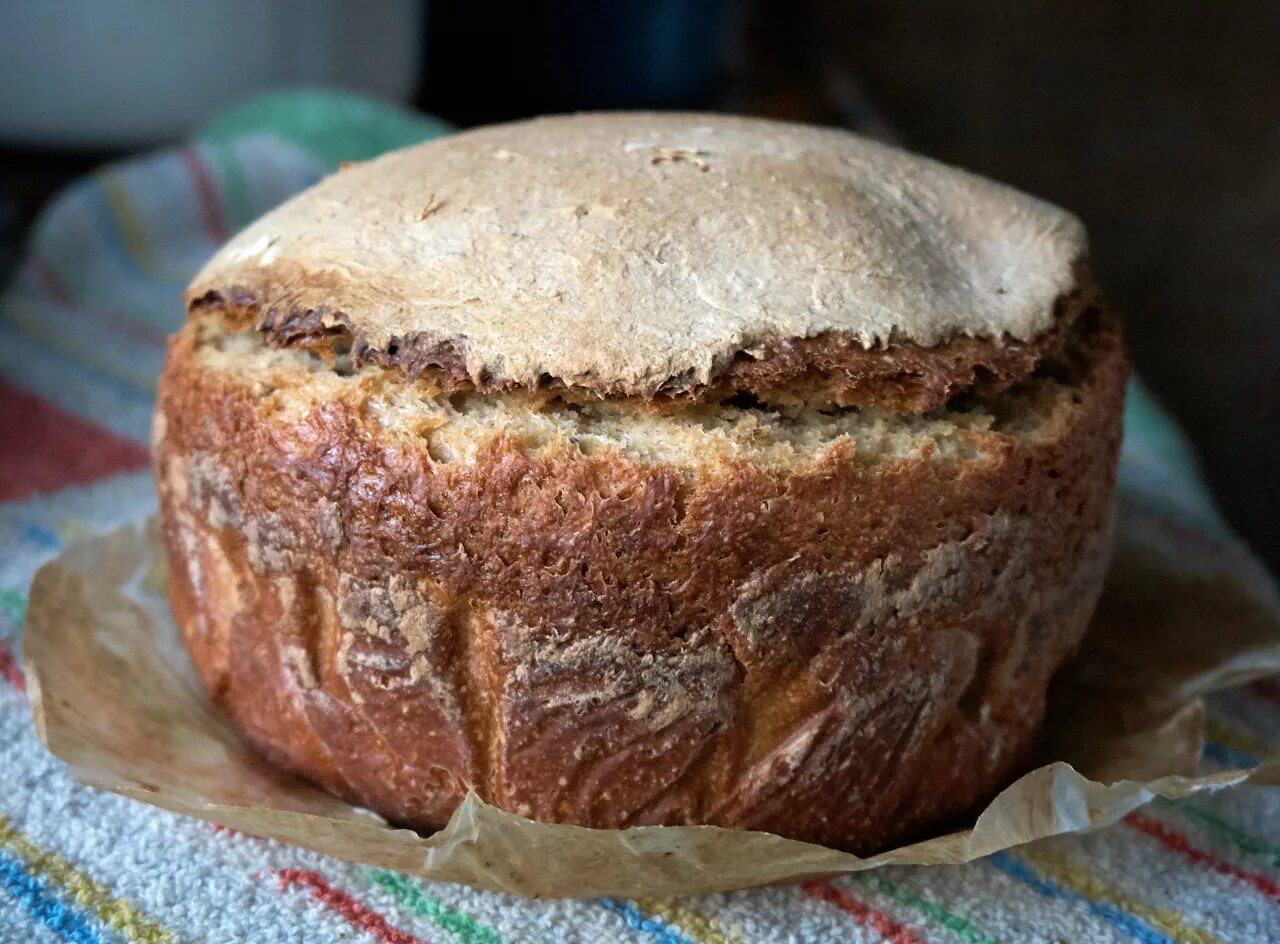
[22,502,1280,899]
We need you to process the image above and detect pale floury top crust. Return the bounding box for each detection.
[187,112,1087,395]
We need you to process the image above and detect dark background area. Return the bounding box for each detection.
[1,0,1276,567]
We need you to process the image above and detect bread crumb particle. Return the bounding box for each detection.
[420,194,443,220]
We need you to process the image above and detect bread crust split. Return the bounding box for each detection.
[193,271,1094,413]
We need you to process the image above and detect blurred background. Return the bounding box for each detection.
[1,0,1276,567]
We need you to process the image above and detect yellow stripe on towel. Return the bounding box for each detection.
[635,898,741,944]
[1024,849,1223,944]
[1205,719,1279,763]
[0,814,180,944]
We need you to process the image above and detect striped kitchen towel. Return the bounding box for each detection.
[1,89,1279,944]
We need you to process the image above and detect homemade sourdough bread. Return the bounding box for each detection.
[154,113,1126,852]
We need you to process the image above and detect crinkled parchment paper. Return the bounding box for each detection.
[23,503,1280,898]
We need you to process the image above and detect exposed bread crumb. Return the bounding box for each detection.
[189,314,1094,474]
[649,147,710,172]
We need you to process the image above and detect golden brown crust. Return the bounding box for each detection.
[154,304,1125,851]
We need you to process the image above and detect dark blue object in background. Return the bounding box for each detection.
[417,0,731,125]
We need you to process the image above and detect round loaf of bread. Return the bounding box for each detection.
[154,113,1126,852]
